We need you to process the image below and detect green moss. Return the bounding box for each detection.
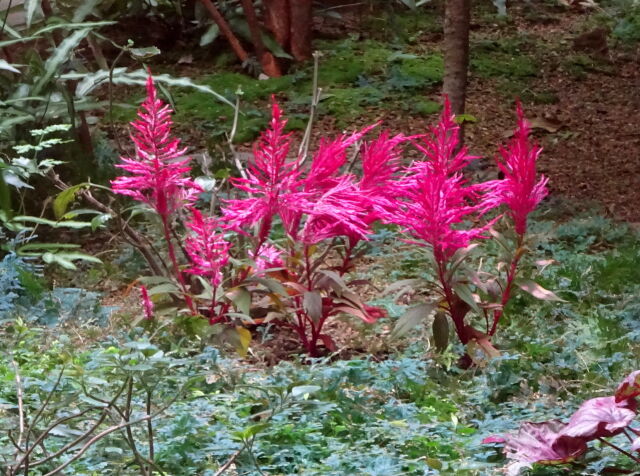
[562,54,614,79]
[317,39,393,86]
[388,54,444,90]
[471,38,539,79]
[363,9,441,43]
[320,86,387,127]
[410,99,442,116]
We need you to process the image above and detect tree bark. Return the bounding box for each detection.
[443,0,471,121]
[289,0,313,61]
[240,0,281,77]
[198,0,250,63]
[264,0,290,49]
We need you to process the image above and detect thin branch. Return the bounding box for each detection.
[298,51,323,166]
[41,415,152,476]
[10,360,25,450]
[597,437,640,463]
[213,448,243,476]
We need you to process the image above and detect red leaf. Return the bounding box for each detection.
[616,370,640,403]
[319,334,337,351]
[502,420,587,467]
[561,396,636,440]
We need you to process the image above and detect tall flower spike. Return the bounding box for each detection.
[384,101,495,262]
[139,285,154,320]
[223,101,303,240]
[489,102,548,235]
[111,75,200,217]
[184,209,231,288]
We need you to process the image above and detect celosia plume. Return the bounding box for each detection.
[487,102,548,235]
[223,101,384,245]
[111,75,200,217]
[385,98,497,262]
[223,101,303,239]
[139,285,154,320]
[184,209,231,287]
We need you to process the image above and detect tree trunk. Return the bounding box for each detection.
[240,0,281,77]
[198,0,250,63]
[443,0,471,126]
[289,0,313,61]
[264,0,290,49]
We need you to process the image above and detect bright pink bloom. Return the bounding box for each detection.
[139,285,154,320]
[385,99,497,261]
[249,244,284,272]
[111,76,200,217]
[301,178,372,244]
[486,102,548,235]
[358,132,407,220]
[224,101,385,245]
[184,209,230,287]
[223,101,303,240]
[411,99,475,177]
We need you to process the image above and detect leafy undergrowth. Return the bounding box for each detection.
[2,212,640,475]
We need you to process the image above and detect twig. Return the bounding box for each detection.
[228,92,248,180]
[298,51,323,166]
[213,448,243,476]
[41,415,152,476]
[597,437,640,463]
[10,360,25,449]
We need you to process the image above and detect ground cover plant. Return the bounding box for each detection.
[2,0,640,474]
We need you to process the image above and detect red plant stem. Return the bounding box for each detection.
[597,437,640,463]
[304,245,313,289]
[489,233,524,336]
[436,257,470,345]
[338,240,356,277]
[161,215,196,314]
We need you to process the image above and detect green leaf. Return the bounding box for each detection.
[41,251,101,270]
[24,0,40,28]
[53,184,88,219]
[517,279,565,302]
[0,59,20,74]
[432,311,449,353]
[11,216,93,229]
[200,23,220,47]
[391,302,437,339]
[452,282,482,314]
[290,385,321,398]
[303,291,323,323]
[148,283,180,296]
[247,276,288,297]
[229,287,251,316]
[34,28,92,95]
[129,46,161,60]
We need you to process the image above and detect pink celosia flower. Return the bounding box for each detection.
[385,99,497,262]
[184,209,230,287]
[249,244,284,272]
[485,102,548,235]
[223,101,304,240]
[111,75,200,217]
[301,178,372,244]
[139,285,154,320]
[411,99,476,177]
[224,101,384,245]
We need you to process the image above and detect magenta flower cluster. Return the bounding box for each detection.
[112,75,548,351]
